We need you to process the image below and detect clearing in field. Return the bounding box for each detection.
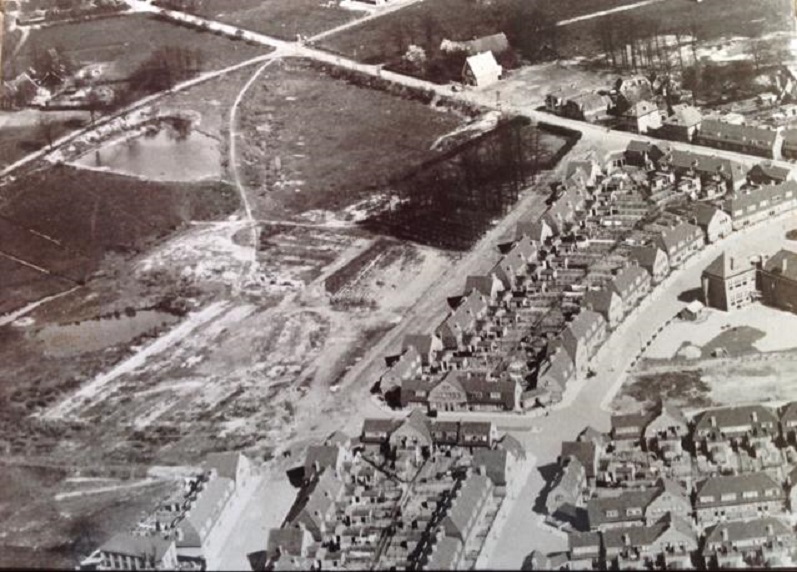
[154,0,360,40]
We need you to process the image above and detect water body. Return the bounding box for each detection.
[75,128,221,182]
[36,310,180,357]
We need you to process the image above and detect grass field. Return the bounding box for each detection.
[0,166,239,312]
[0,111,90,169]
[321,0,644,64]
[557,0,794,59]
[7,13,268,81]
[159,0,359,40]
[236,59,463,219]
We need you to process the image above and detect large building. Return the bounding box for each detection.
[701,252,758,311]
[760,249,797,314]
[695,119,783,159]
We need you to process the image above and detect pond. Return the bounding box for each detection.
[74,127,221,182]
[36,310,181,358]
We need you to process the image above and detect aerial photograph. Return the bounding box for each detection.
[2,0,797,570]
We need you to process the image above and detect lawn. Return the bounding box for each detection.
[235,58,463,219]
[156,0,360,40]
[321,0,645,65]
[8,13,269,81]
[0,165,239,312]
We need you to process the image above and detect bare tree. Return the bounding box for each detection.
[37,114,57,150]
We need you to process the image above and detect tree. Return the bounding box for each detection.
[37,114,57,149]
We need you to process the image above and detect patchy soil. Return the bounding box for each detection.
[613,369,712,412]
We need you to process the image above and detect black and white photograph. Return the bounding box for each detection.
[2,0,797,569]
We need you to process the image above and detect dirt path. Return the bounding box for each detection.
[54,477,164,501]
[555,0,667,27]
[0,285,81,328]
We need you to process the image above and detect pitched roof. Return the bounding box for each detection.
[665,104,702,127]
[781,401,797,422]
[464,52,502,82]
[561,441,597,478]
[763,249,797,281]
[266,527,310,558]
[612,266,649,297]
[473,448,509,486]
[465,274,503,298]
[537,346,574,393]
[403,333,440,356]
[461,32,510,55]
[567,92,611,113]
[578,425,609,447]
[361,418,401,437]
[583,287,620,315]
[611,411,654,438]
[726,182,797,215]
[304,446,340,475]
[629,245,665,269]
[100,533,174,560]
[695,472,783,507]
[624,100,658,118]
[603,514,696,550]
[698,118,780,147]
[397,408,433,443]
[180,476,235,544]
[657,222,703,253]
[694,404,779,433]
[703,252,753,279]
[750,161,795,181]
[515,219,551,242]
[497,433,526,460]
[443,473,492,537]
[702,517,793,554]
[667,149,749,183]
[426,536,463,569]
[564,309,605,342]
[568,531,601,550]
[690,203,727,228]
[587,489,659,527]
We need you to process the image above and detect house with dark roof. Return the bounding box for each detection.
[694,472,786,526]
[654,222,704,268]
[725,181,797,230]
[546,456,586,516]
[425,373,468,412]
[781,128,797,160]
[458,420,496,448]
[602,514,697,571]
[568,531,601,571]
[692,405,779,452]
[562,310,607,374]
[587,479,690,530]
[562,92,611,123]
[304,445,348,481]
[533,345,575,404]
[696,119,783,159]
[748,161,797,185]
[611,265,651,314]
[284,468,344,542]
[561,440,599,483]
[760,249,797,314]
[583,287,623,329]
[473,448,511,487]
[515,218,553,244]
[98,533,178,571]
[684,203,731,244]
[701,252,758,311]
[264,526,314,569]
[428,370,521,412]
[628,245,669,283]
[204,451,252,492]
[491,250,528,291]
[643,401,689,459]
[402,334,443,366]
[464,274,505,303]
[382,345,423,387]
[660,104,703,142]
[436,289,489,350]
[543,187,586,236]
[422,534,463,570]
[176,473,237,562]
[780,401,797,444]
[388,409,433,452]
[624,140,668,169]
[360,418,402,447]
[702,517,797,569]
[610,411,655,451]
[664,149,749,192]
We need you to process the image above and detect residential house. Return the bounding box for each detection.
[491,250,528,291]
[284,468,344,542]
[304,444,348,481]
[692,405,779,452]
[565,159,603,189]
[426,374,468,412]
[204,452,252,493]
[543,187,586,236]
[472,448,513,488]
[654,222,704,268]
[464,274,506,302]
[690,203,732,243]
[701,252,758,311]
[665,149,749,193]
[748,161,797,185]
[602,514,697,571]
[546,456,586,516]
[562,92,611,122]
[264,527,315,570]
[388,409,433,452]
[610,411,655,451]
[702,517,797,569]
[760,249,797,314]
[562,310,607,374]
[694,472,786,526]
[360,418,401,448]
[402,334,444,367]
[780,401,797,444]
[515,218,553,244]
[625,140,668,169]
[619,100,662,134]
[696,119,783,159]
[643,401,689,459]
[427,370,521,412]
[532,345,575,405]
[458,421,496,448]
[568,531,602,571]
[615,75,654,106]
[176,473,237,562]
[423,535,463,570]
[436,289,489,350]
[660,104,703,142]
[561,440,599,484]
[462,52,502,87]
[587,480,690,530]
[724,182,797,230]
[781,128,797,160]
[382,345,423,387]
[545,87,580,113]
[628,245,670,283]
[611,265,652,314]
[98,534,179,571]
[440,471,493,543]
[583,287,624,329]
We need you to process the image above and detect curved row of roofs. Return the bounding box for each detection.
[378,140,797,414]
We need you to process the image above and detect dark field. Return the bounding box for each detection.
[156,0,359,40]
[6,13,268,80]
[0,166,239,313]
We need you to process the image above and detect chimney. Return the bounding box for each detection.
[766,523,774,536]
[730,257,735,271]
[784,258,789,273]
[710,416,717,428]
[752,411,758,424]
[622,533,631,546]
[721,528,729,542]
